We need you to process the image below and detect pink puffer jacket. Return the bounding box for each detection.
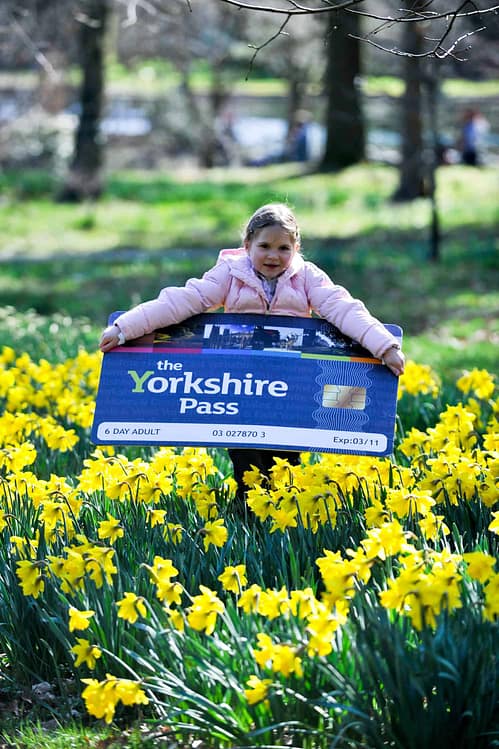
[115,248,399,358]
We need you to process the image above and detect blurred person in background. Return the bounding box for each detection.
[459,108,490,166]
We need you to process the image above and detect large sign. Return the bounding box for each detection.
[92,313,402,456]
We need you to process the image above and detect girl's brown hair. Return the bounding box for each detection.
[243,203,301,248]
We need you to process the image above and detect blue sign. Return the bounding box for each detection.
[92,313,402,456]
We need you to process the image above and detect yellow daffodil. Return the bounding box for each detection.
[200,518,228,551]
[365,499,390,527]
[246,485,275,521]
[16,559,45,598]
[242,465,262,487]
[272,645,303,679]
[268,507,298,533]
[59,550,87,593]
[146,556,179,587]
[218,564,247,594]
[164,523,183,544]
[97,514,124,543]
[253,635,303,678]
[463,551,496,583]
[164,605,185,631]
[71,638,102,669]
[289,587,318,619]
[418,513,450,540]
[146,508,167,528]
[477,478,499,508]
[68,606,95,632]
[398,361,440,398]
[81,678,116,724]
[81,674,148,724]
[362,520,408,560]
[385,487,436,518]
[114,677,149,707]
[306,604,343,656]
[85,546,117,587]
[258,587,291,620]
[345,547,374,585]
[483,573,499,621]
[137,474,173,504]
[457,368,495,400]
[244,674,272,705]
[187,585,225,635]
[252,632,275,669]
[237,584,262,614]
[116,592,147,623]
[489,511,499,535]
[398,428,431,460]
[156,579,183,605]
[269,456,297,485]
[483,432,499,452]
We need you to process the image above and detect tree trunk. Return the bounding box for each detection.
[59,0,109,201]
[392,15,426,200]
[320,11,364,171]
[201,66,228,168]
[287,74,307,131]
[425,65,441,261]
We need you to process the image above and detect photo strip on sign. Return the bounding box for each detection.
[92,313,402,456]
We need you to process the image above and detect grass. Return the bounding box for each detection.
[363,76,499,98]
[0,723,158,749]
[0,725,110,749]
[1,164,497,255]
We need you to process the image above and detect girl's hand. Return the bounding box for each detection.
[382,347,405,376]
[99,325,123,352]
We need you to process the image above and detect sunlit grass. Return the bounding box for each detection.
[404,317,499,378]
[103,65,499,99]
[2,65,497,100]
[0,164,497,258]
[0,724,115,749]
[363,76,499,98]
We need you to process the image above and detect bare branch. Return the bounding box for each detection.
[246,14,292,78]
[111,0,499,60]
[215,0,499,23]
[353,0,488,59]
[10,14,60,79]
[430,0,464,55]
[351,23,485,60]
[433,25,486,58]
[358,0,439,41]
[118,0,139,26]
[115,0,161,26]
[214,0,366,16]
[349,0,498,23]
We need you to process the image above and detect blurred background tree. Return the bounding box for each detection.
[59,0,110,200]
[321,10,365,170]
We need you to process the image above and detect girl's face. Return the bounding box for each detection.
[245,225,299,280]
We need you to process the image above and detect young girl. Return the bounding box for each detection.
[100,203,405,498]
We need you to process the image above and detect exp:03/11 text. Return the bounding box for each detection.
[332,435,380,446]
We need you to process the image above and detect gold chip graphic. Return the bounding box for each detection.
[322,385,366,410]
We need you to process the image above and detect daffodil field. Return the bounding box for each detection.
[0,346,497,748]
